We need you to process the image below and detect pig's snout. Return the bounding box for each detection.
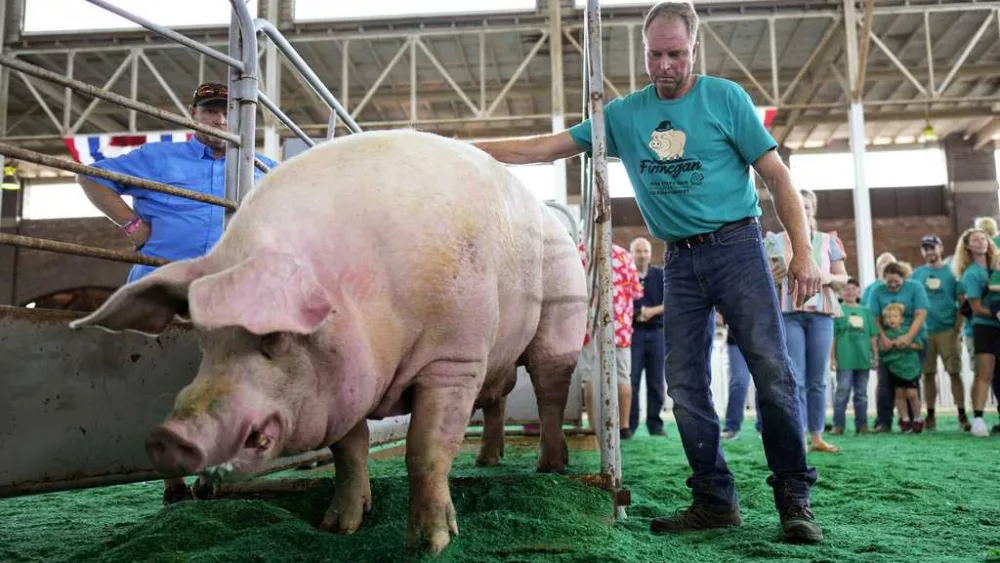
[146,424,207,475]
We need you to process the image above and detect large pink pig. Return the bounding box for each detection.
[70,130,588,556]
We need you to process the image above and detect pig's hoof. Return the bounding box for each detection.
[475,454,500,467]
[536,437,569,473]
[407,529,452,557]
[535,458,567,474]
[319,493,372,534]
[475,444,503,466]
[162,484,194,505]
[406,501,458,556]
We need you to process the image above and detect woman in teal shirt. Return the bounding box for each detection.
[953,227,1000,437]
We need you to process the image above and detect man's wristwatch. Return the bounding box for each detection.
[122,216,144,236]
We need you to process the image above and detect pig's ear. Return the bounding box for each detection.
[69,259,204,336]
[187,253,333,335]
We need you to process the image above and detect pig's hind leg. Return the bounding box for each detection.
[475,367,517,467]
[320,419,372,534]
[521,308,587,473]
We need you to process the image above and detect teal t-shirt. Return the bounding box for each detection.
[834,304,878,370]
[567,77,776,242]
[862,280,884,307]
[960,263,1000,328]
[910,264,959,333]
[867,280,931,339]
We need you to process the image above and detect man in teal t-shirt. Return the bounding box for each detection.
[909,234,966,430]
[470,1,823,543]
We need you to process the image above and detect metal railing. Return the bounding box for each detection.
[0,1,360,269]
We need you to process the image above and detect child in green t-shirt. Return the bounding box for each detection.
[879,302,925,433]
[830,278,878,435]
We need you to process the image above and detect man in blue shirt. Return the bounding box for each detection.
[77,82,279,503]
[78,82,279,283]
[472,1,822,543]
[628,237,667,437]
[909,234,968,431]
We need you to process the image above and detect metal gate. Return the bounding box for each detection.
[0,0,623,514]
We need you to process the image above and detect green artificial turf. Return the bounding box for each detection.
[1,416,998,563]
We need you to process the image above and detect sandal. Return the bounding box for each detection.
[809,439,840,453]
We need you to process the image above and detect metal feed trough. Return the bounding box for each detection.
[0,0,627,519]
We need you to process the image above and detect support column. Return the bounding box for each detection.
[0,0,15,306]
[549,0,567,205]
[945,134,1000,234]
[843,0,876,289]
[263,0,281,159]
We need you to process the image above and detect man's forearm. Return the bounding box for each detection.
[473,138,538,165]
[78,176,136,226]
[473,131,582,165]
[770,176,813,255]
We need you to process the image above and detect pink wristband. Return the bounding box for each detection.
[122,216,143,235]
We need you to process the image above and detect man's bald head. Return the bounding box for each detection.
[630,237,652,270]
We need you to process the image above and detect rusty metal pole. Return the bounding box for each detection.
[585,0,624,521]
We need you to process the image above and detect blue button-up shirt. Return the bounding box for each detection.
[88,136,279,282]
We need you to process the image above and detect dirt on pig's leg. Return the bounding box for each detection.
[320,419,372,534]
[404,361,484,556]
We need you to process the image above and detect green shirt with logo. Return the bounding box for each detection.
[568,77,776,242]
[881,326,923,381]
[833,304,878,370]
[910,264,959,333]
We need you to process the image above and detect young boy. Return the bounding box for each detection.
[831,278,879,434]
[879,302,926,433]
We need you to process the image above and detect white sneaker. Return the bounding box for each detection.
[971,417,989,437]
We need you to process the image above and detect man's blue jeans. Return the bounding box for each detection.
[833,369,870,430]
[783,312,835,435]
[630,327,666,434]
[663,220,817,511]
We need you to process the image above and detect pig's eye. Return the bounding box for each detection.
[259,333,284,360]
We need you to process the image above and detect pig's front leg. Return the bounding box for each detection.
[320,420,371,534]
[405,361,484,556]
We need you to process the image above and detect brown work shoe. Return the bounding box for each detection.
[650,503,742,533]
[780,504,824,544]
[829,426,844,436]
[856,425,870,435]
[958,412,972,432]
[874,424,891,433]
[925,414,936,431]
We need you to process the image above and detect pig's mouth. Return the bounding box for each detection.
[200,415,283,481]
[235,413,283,463]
